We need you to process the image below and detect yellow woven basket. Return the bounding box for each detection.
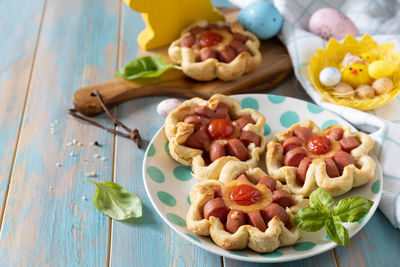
[309,34,400,110]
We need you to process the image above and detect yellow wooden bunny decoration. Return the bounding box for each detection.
[123,0,224,50]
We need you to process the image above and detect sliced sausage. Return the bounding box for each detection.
[185,127,210,150]
[293,127,314,141]
[258,175,276,191]
[183,115,202,130]
[297,157,313,184]
[203,198,229,223]
[226,138,248,161]
[233,115,255,129]
[233,33,247,43]
[239,130,260,147]
[194,106,215,119]
[247,210,266,232]
[220,25,232,33]
[229,40,248,54]
[324,157,340,178]
[261,203,289,226]
[207,23,218,30]
[183,115,210,131]
[209,140,227,162]
[214,103,229,119]
[284,147,307,167]
[218,46,237,63]
[200,47,217,61]
[273,190,294,208]
[340,137,361,152]
[180,35,196,48]
[236,174,250,183]
[328,127,344,141]
[333,151,355,173]
[211,186,222,198]
[282,136,304,154]
[226,210,247,234]
[190,26,205,36]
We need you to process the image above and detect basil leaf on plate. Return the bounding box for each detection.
[294,207,327,232]
[309,187,333,215]
[325,216,349,247]
[333,196,373,223]
[115,55,178,80]
[88,179,142,220]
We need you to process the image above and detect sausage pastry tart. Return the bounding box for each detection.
[164,94,266,180]
[266,120,376,197]
[168,20,262,81]
[186,167,308,253]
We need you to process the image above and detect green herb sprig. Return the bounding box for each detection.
[115,55,179,80]
[88,179,142,220]
[294,188,373,247]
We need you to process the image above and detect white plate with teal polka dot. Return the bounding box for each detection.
[143,94,382,263]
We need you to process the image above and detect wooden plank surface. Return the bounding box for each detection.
[223,250,336,267]
[0,0,119,265]
[335,209,400,267]
[0,0,45,220]
[109,3,221,266]
[0,0,399,266]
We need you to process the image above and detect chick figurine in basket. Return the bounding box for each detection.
[341,53,373,88]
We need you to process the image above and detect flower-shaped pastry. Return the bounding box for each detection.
[186,167,308,253]
[266,120,376,197]
[168,20,262,81]
[164,94,266,180]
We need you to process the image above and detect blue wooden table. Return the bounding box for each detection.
[1,0,399,266]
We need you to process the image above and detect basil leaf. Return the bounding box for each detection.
[333,196,373,223]
[325,216,349,247]
[294,207,327,232]
[88,179,142,220]
[309,188,333,215]
[115,55,178,80]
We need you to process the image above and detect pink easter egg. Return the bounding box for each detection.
[309,8,359,40]
[157,98,181,117]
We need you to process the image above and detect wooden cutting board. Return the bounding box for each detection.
[73,8,292,116]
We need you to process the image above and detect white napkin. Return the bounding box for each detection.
[230,0,400,228]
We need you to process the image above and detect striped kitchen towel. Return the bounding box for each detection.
[230,0,400,228]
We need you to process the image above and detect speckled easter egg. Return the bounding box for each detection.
[356,85,375,99]
[309,8,359,40]
[372,78,394,95]
[333,82,354,98]
[238,2,283,40]
[319,67,341,86]
[157,98,181,117]
[368,60,395,79]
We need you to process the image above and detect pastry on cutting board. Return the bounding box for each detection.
[168,20,262,81]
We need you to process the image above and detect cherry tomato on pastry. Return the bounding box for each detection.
[307,135,331,155]
[199,32,222,48]
[230,184,261,206]
[207,119,234,139]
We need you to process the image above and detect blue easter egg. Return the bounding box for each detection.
[319,67,341,87]
[238,2,283,40]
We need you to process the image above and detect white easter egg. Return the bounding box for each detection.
[157,98,181,117]
[319,67,341,86]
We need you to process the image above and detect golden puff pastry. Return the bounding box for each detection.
[186,167,308,253]
[266,120,376,197]
[168,20,262,81]
[164,94,266,180]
